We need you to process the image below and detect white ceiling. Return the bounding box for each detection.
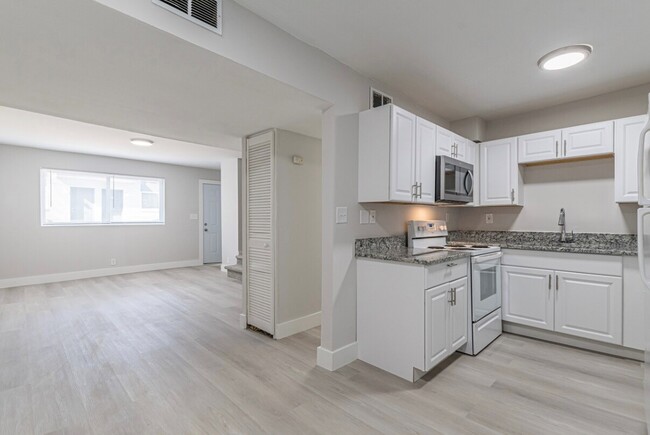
[0,107,237,170]
[234,0,650,122]
[0,0,328,158]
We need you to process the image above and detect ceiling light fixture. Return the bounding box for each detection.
[130,138,154,147]
[538,44,593,71]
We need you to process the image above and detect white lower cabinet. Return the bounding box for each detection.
[554,271,622,344]
[502,266,554,331]
[425,283,450,369]
[358,258,469,381]
[501,252,623,346]
[425,277,468,371]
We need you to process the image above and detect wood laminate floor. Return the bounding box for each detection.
[0,265,646,434]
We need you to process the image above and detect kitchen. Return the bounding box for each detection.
[354,98,647,382]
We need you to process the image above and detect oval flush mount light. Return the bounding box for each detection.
[130,138,154,147]
[538,44,593,71]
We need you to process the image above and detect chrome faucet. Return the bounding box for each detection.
[558,208,573,242]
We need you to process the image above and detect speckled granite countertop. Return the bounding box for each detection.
[355,236,470,266]
[448,231,637,256]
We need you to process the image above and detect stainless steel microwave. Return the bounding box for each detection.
[435,156,474,203]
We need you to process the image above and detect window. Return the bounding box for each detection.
[41,169,165,225]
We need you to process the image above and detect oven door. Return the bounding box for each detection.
[471,252,502,322]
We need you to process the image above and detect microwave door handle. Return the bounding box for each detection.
[465,170,474,196]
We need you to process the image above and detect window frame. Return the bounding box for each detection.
[40,168,166,227]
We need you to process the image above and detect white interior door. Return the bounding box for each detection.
[246,131,275,335]
[203,183,222,264]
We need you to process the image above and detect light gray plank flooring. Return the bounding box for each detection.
[0,265,646,434]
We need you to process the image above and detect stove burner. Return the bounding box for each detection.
[471,244,490,248]
[426,246,446,250]
[447,247,475,251]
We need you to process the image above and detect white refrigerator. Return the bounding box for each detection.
[637,93,650,428]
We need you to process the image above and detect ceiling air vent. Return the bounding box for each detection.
[153,0,222,35]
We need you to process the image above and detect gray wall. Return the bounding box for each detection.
[0,144,219,280]
[275,130,323,323]
[456,84,650,234]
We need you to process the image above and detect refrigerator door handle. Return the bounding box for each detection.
[638,208,650,288]
[638,93,650,206]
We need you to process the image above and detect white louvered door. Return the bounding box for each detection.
[246,131,275,335]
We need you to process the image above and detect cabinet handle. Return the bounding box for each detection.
[417,182,422,199]
[556,275,559,292]
[411,184,417,198]
[563,139,567,156]
[448,289,454,304]
[511,188,515,204]
[548,275,551,290]
[555,141,558,158]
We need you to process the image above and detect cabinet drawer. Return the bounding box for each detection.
[426,259,468,289]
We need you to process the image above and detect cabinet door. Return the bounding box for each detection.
[416,117,436,204]
[518,130,561,164]
[502,266,554,330]
[449,277,468,351]
[615,115,648,203]
[480,138,519,206]
[425,283,450,371]
[562,121,614,159]
[454,135,467,161]
[555,271,622,344]
[436,126,454,157]
[389,106,417,202]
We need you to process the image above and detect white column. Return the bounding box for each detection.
[220,157,239,270]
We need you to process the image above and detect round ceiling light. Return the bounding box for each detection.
[130,138,154,147]
[538,44,593,71]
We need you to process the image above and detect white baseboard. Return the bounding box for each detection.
[0,259,203,289]
[275,311,321,340]
[239,313,247,330]
[317,341,358,371]
[504,322,644,361]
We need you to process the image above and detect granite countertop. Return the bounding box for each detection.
[448,231,637,256]
[355,236,470,266]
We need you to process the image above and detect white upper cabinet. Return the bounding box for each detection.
[436,125,454,157]
[359,104,418,203]
[389,106,418,202]
[554,271,622,345]
[562,121,614,159]
[479,138,523,206]
[518,130,561,164]
[615,115,649,203]
[436,125,474,164]
[416,117,437,204]
[518,121,613,164]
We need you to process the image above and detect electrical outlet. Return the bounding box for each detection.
[110,258,117,266]
[369,210,376,224]
[485,214,494,224]
[360,210,370,224]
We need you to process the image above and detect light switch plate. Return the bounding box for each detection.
[485,213,494,224]
[336,207,348,224]
[360,210,369,224]
[369,210,376,224]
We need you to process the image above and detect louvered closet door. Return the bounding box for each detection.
[246,131,275,335]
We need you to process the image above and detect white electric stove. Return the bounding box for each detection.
[407,220,503,355]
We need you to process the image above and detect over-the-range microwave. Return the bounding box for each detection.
[435,155,474,204]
